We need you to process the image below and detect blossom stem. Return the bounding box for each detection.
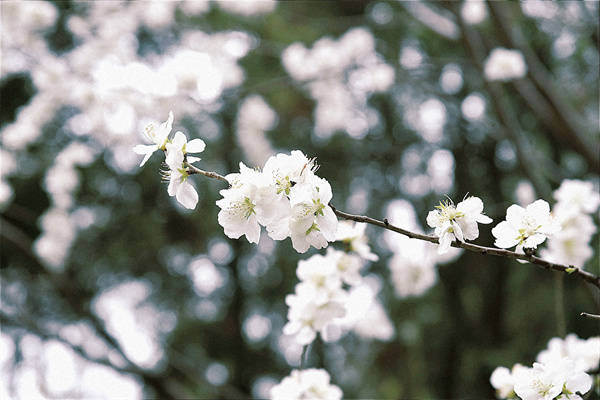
[185,163,228,182]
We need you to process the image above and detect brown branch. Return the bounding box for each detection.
[185,163,228,182]
[329,206,600,289]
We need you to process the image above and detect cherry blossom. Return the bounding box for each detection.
[492,200,560,251]
[270,369,342,400]
[133,111,173,167]
[427,196,492,254]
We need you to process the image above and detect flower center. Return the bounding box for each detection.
[435,200,464,223]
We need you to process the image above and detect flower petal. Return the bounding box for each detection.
[186,139,206,154]
[176,181,198,209]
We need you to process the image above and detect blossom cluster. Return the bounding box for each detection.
[427,196,493,254]
[134,112,206,209]
[490,334,599,400]
[283,221,393,345]
[270,368,342,400]
[541,180,599,269]
[282,27,395,139]
[217,151,338,253]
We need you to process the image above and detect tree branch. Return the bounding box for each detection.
[329,206,600,289]
[177,167,600,289]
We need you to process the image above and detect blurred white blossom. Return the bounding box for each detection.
[484,48,527,81]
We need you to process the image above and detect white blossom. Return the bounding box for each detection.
[133,111,173,167]
[327,248,364,286]
[296,253,343,305]
[283,284,346,345]
[389,241,438,298]
[536,334,600,373]
[262,150,317,196]
[335,221,378,261]
[490,364,528,399]
[484,48,527,81]
[164,131,206,170]
[492,200,560,250]
[461,0,488,25]
[427,196,492,254]
[270,369,342,400]
[513,358,592,400]
[553,179,600,215]
[288,176,337,253]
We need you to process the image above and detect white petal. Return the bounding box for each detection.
[523,233,546,249]
[566,371,592,394]
[526,199,550,220]
[176,181,198,209]
[438,232,453,254]
[452,221,464,242]
[505,204,526,226]
[457,196,484,215]
[168,175,179,196]
[186,139,206,154]
[426,210,441,228]
[492,221,519,249]
[296,326,316,345]
[187,156,201,164]
[477,214,493,224]
[172,131,187,149]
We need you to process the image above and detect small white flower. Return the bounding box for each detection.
[327,248,364,286]
[335,221,378,261]
[296,253,342,305]
[283,284,346,345]
[263,150,318,196]
[427,196,493,254]
[270,369,342,400]
[288,176,337,253]
[484,48,527,81]
[553,179,600,215]
[388,240,438,298]
[133,111,173,167]
[492,199,560,250]
[513,358,592,400]
[490,364,527,399]
[536,334,600,373]
[165,130,206,169]
[217,162,291,244]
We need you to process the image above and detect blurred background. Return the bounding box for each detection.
[1,0,598,398]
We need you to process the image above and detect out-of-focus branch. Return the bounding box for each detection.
[450,12,552,198]
[486,1,600,172]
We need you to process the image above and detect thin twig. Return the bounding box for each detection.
[580,312,600,320]
[329,206,600,289]
[186,163,228,182]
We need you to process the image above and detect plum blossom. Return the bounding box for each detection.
[427,196,493,254]
[217,163,289,244]
[490,364,528,399]
[492,200,560,251]
[262,150,317,196]
[335,221,378,261]
[133,111,173,167]
[484,48,527,81]
[165,131,206,168]
[270,369,342,400]
[536,334,600,373]
[327,248,364,286]
[513,358,592,400]
[553,179,600,215]
[296,253,343,305]
[288,176,338,253]
[283,283,346,345]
